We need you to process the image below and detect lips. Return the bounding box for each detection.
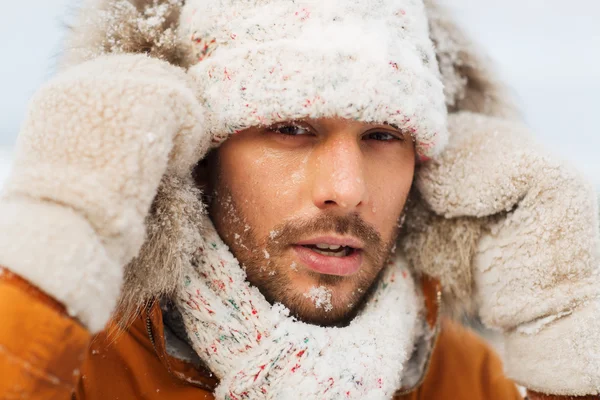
[293,236,364,276]
[306,244,353,257]
[296,236,364,249]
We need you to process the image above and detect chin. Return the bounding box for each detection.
[250,271,377,327]
[289,301,361,327]
[240,246,387,325]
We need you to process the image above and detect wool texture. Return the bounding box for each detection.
[175,215,424,399]
[179,0,447,159]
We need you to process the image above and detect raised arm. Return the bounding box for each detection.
[0,53,207,397]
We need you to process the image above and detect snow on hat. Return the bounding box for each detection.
[180,0,448,158]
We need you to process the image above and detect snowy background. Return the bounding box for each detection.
[0,0,598,188]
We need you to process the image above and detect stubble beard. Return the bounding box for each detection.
[208,188,402,327]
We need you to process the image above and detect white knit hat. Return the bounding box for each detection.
[180,0,448,158]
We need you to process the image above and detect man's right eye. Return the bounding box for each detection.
[268,123,313,136]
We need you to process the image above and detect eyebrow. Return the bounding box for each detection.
[382,122,402,131]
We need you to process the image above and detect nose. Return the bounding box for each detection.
[311,137,368,212]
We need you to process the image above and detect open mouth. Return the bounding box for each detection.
[293,237,364,276]
[300,244,356,257]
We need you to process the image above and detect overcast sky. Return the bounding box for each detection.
[0,0,598,186]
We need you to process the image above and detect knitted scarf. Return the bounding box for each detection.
[175,216,423,399]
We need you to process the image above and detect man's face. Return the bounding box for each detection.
[204,118,415,326]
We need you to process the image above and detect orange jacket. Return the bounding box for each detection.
[0,269,525,400]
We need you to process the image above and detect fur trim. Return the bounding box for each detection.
[117,174,205,325]
[400,192,486,317]
[60,0,192,71]
[424,0,519,119]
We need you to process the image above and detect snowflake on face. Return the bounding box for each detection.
[304,286,333,312]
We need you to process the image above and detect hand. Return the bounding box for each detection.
[402,111,600,395]
[0,54,208,332]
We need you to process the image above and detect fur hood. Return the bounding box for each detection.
[58,0,519,321]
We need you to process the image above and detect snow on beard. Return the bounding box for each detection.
[208,186,403,326]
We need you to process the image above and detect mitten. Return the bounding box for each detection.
[0,54,207,332]
[410,111,600,395]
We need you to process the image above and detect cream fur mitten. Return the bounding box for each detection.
[413,111,600,395]
[0,54,207,333]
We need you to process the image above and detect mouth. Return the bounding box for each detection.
[299,244,356,257]
[293,236,364,276]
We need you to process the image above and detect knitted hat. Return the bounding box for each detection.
[180,0,448,158]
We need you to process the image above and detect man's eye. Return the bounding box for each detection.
[364,131,402,142]
[269,123,312,136]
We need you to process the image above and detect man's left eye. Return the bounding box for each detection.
[269,123,312,136]
[364,131,402,142]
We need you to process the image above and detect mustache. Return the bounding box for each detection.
[267,213,383,252]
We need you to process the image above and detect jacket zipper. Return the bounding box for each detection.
[145,301,158,355]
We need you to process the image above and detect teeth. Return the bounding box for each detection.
[315,244,342,250]
[313,248,347,257]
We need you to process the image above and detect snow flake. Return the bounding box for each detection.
[304,286,333,312]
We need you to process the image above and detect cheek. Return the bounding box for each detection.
[365,157,414,240]
[217,144,310,235]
